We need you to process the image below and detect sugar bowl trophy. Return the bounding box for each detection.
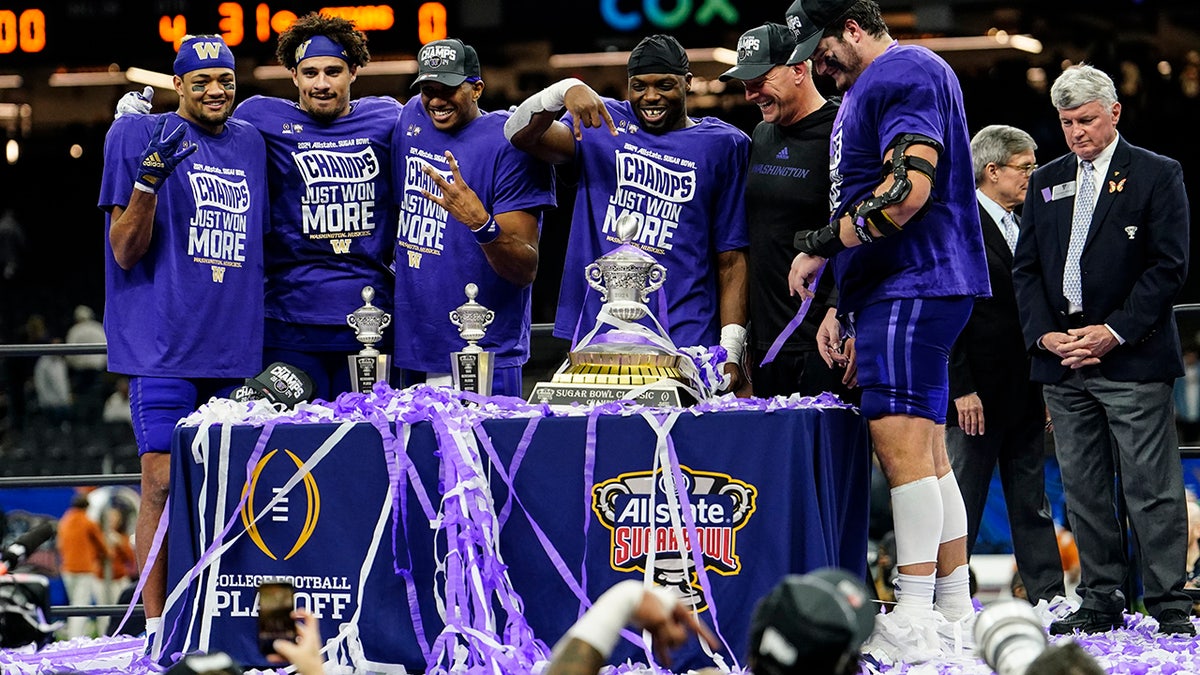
[449,283,495,396]
[528,215,693,407]
[346,286,392,394]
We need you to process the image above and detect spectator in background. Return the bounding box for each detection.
[57,493,109,638]
[102,376,133,426]
[65,304,108,426]
[103,505,137,609]
[946,124,1064,606]
[6,314,48,433]
[1185,496,1200,590]
[1175,344,1200,444]
[33,337,72,429]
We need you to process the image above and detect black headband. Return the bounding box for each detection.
[627,35,690,77]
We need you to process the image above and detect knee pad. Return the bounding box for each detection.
[891,476,943,567]
[938,472,968,544]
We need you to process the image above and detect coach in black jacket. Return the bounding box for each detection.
[1012,64,1193,636]
[948,124,1064,604]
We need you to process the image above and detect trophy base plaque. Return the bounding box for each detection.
[451,349,494,397]
[527,379,694,408]
[349,352,390,395]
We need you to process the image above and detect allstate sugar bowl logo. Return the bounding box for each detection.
[240,449,321,561]
[592,465,757,611]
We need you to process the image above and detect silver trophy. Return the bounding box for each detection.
[583,216,667,322]
[449,283,495,396]
[528,214,692,407]
[346,286,392,394]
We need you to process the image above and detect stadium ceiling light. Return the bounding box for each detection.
[48,70,128,87]
[0,75,23,89]
[126,67,174,90]
[550,35,1041,69]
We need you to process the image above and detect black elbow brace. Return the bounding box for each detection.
[850,133,942,243]
[794,219,847,258]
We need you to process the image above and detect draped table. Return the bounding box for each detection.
[157,386,871,673]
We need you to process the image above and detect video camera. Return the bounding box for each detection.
[0,522,60,648]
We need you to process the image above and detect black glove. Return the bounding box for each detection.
[134,115,197,194]
[794,221,847,258]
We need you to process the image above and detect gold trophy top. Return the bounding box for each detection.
[450,283,494,354]
[346,286,391,356]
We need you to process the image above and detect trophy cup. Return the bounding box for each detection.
[450,283,495,396]
[528,215,694,407]
[346,286,392,394]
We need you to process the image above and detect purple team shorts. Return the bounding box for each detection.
[129,376,240,456]
[849,296,972,423]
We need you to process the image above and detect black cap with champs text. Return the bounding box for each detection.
[720,23,798,82]
[410,38,481,89]
[785,0,858,64]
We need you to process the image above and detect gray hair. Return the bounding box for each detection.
[970,125,1037,184]
[1050,64,1118,110]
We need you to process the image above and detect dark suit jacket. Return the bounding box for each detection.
[1012,138,1189,384]
[947,202,1042,428]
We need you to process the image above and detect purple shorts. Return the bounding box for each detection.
[849,297,972,423]
[129,376,240,455]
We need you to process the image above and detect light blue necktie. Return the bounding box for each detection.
[1063,160,1096,307]
[1000,211,1019,255]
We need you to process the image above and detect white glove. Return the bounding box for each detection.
[115,86,155,119]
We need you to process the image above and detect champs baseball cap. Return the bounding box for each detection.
[785,0,857,65]
[411,39,481,89]
[720,23,797,82]
[748,568,876,675]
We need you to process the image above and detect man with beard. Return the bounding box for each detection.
[99,35,268,649]
[504,35,751,393]
[390,39,555,396]
[784,0,990,663]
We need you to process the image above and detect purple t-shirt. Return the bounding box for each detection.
[557,99,750,349]
[98,113,268,378]
[829,44,989,312]
[233,95,400,326]
[391,99,556,372]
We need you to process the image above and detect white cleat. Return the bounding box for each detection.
[862,607,947,666]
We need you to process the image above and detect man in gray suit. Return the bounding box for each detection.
[948,125,1064,604]
[1013,64,1194,636]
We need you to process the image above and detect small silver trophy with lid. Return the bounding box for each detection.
[449,283,495,396]
[346,286,392,394]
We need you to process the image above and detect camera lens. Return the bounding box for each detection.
[974,600,1048,675]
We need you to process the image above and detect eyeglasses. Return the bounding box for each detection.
[1001,162,1038,176]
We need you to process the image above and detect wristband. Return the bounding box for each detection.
[720,323,748,367]
[563,580,643,659]
[471,216,501,245]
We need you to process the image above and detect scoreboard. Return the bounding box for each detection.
[0,0,779,70]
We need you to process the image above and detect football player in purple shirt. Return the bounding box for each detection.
[99,35,267,642]
[505,34,751,394]
[117,15,399,401]
[783,0,990,663]
[391,39,555,396]
[236,14,400,400]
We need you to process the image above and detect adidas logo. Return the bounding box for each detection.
[776,148,789,160]
[142,152,165,169]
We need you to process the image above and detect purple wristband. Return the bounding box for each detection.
[471,216,501,245]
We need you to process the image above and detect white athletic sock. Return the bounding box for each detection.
[934,564,974,620]
[144,616,161,636]
[895,571,936,612]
